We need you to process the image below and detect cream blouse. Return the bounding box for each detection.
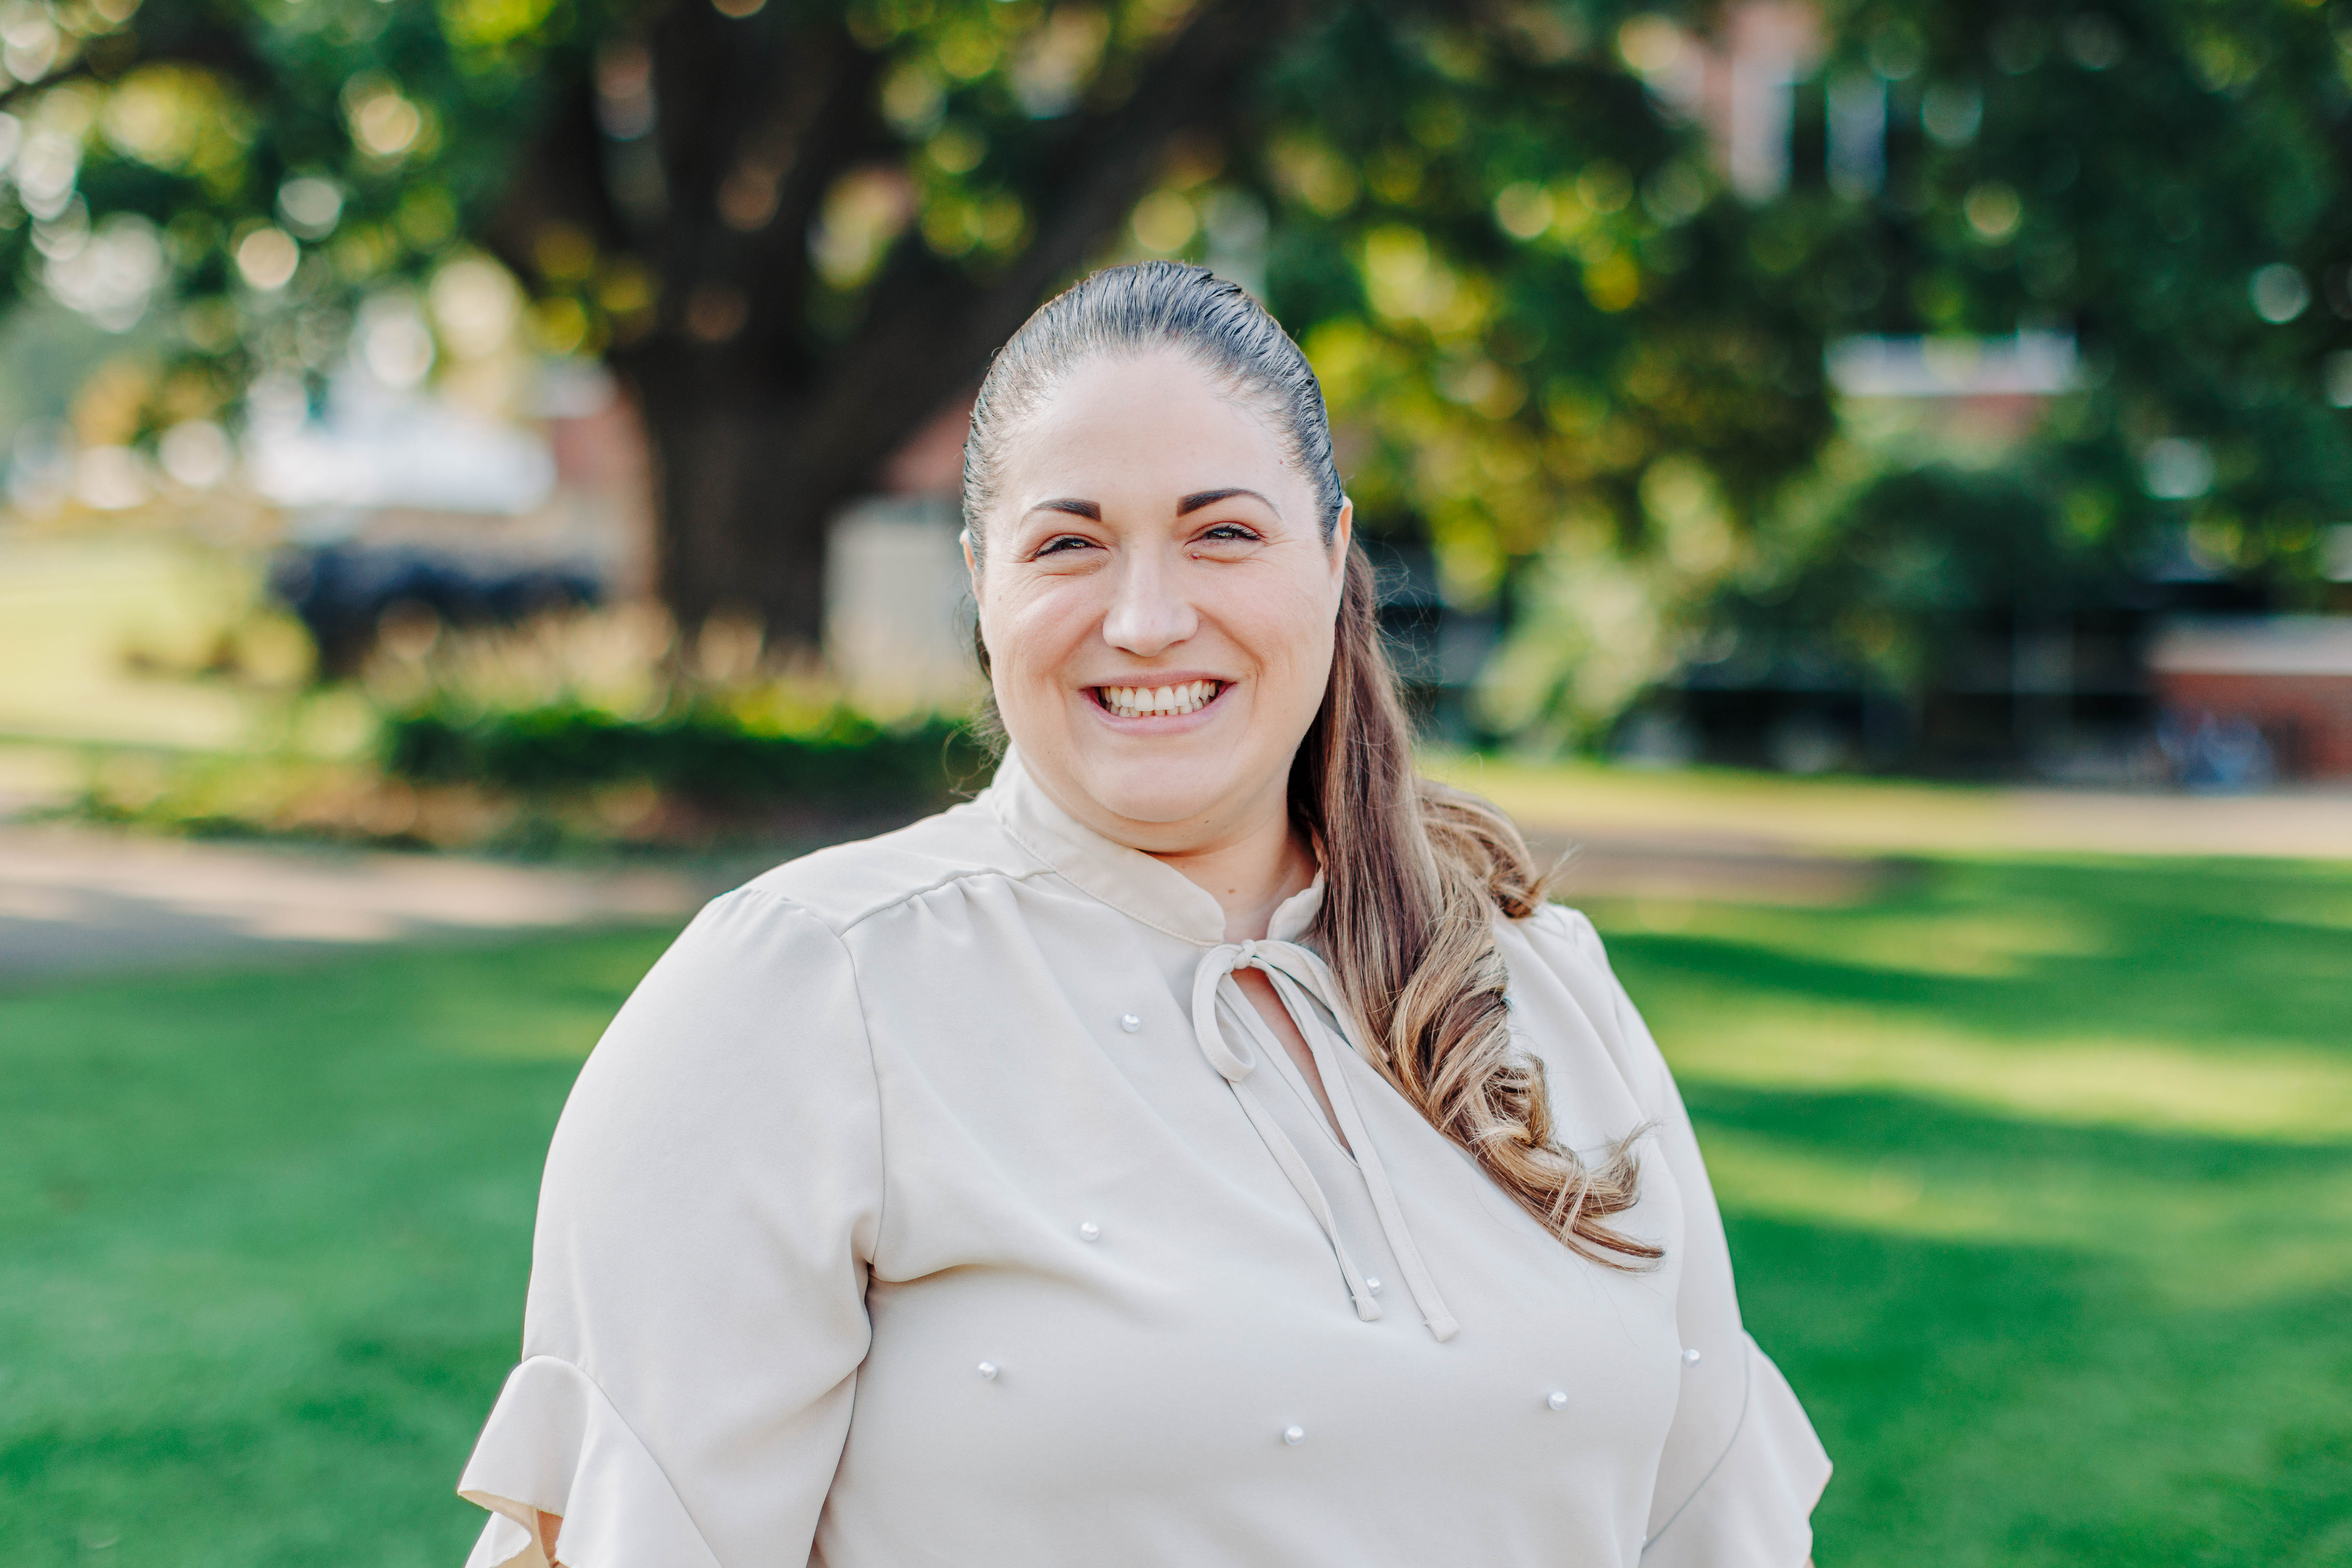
[457,750,1831,1568]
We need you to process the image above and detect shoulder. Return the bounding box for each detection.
[610,794,1048,1063]
[729,794,1052,936]
[1497,898,1614,989]
[1515,898,1607,961]
[1494,900,1676,1121]
[554,858,897,1184]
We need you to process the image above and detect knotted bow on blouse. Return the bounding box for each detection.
[1189,938,1460,1343]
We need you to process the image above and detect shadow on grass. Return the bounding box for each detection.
[1597,857,2352,1053]
[1695,1079,2352,1568]
[1732,1211,2352,1568]
[1599,858,2352,1568]
[1689,1079,2352,1188]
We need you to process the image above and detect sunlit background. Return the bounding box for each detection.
[1,1,2348,1564]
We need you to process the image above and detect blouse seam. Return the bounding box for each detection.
[816,907,893,1265]
[734,864,1062,940]
[725,888,895,1263]
[1640,1333,1756,1554]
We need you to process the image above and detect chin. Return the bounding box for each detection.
[1071,756,1226,829]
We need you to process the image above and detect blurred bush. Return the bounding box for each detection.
[67,700,994,854]
[381,700,991,811]
[60,603,996,852]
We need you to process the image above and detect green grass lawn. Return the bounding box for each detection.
[1589,858,2352,1568]
[3,854,2348,1566]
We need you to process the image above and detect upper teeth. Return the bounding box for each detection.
[1101,681,1218,718]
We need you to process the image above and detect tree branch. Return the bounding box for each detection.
[793,0,1322,484]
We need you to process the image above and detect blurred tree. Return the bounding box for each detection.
[495,0,1332,642]
[1704,0,2352,685]
[0,0,1835,678]
[1699,459,2114,757]
[15,0,2349,751]
[0,0,1322,644]
[1245,9,1834,743]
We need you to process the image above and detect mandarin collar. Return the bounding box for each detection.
[985,747,1325,948]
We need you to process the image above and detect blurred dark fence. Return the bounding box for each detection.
[271,546,605,678]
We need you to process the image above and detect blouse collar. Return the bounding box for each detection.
[985,747,1325,949]
[988,749,1456,1340]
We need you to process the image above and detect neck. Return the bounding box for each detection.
[1009,749,1317,942]
[1148,794,1317,944]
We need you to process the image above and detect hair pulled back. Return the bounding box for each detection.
[964,262,1653,1267]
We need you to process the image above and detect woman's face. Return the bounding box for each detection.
[971,348,1351,853]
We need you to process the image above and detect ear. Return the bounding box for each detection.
[962,528,994,671]
[1329,498,1354,585]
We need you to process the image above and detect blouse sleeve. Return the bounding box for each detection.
[1518,906,1832,1568]
[456,887,885,1568]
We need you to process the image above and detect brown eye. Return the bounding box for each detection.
[1035,535,1095,556]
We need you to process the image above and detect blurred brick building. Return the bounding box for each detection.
[2150,618,2352,780]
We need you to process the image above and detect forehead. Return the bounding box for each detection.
[995,348,1298,502]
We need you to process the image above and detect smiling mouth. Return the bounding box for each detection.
[1093,680,1225,720]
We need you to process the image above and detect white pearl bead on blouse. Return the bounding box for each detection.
[1547,1391,1569,1410]
[976,1361,999,1380]
[1078,1221,1100,1242]
[1282,1425,1306,1446]
[1119,1013,1141,1033]
[1365,1277,1382,1295]
[1682,1347,1702,1366]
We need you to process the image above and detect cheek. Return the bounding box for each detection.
[1249,573,1341,689]
[981,576,1093,692]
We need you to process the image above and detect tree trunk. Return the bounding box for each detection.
[623,339,970,649]
[624,350,854,647]
[495,0,1319,655]
[632,374,818,643]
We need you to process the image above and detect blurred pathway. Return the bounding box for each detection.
[0,823,730,985]
[1429,757,2352,864]
[6,769,2344,985]
[1530,829,1899,906]
[0,817,1895,988]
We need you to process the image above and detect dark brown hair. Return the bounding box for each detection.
[964,262,1652,1266]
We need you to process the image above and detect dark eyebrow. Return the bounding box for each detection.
[1179,487,1278,516]
[1028,497,1100,520]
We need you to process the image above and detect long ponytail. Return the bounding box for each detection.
[1294,545,1653,1266]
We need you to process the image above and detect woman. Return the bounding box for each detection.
[457,262,1830,1568]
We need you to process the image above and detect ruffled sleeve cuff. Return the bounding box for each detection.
[458,1357,722,1568]
[1642,1336,1832,1568]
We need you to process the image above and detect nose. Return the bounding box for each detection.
[1101,547,1197,657]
